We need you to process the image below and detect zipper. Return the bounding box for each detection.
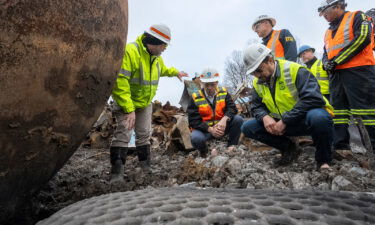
[149,56,157,102]
[269,82,282,118]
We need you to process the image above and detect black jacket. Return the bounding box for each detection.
[251,61,326,125]
[323,11,372,66]
[187,89,237,132]
[262,29,298,62]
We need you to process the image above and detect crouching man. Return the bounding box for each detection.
[187,68,244,157]
[241,44,334,170]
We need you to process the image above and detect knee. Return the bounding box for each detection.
[190,131,206,146]
[306,109,333,128]
[241,119,260,138]
[231,115,244,127]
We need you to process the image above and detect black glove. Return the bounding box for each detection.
[323,60,336,73]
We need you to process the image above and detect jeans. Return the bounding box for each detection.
[191,115,244,152]
[241,108,333,164]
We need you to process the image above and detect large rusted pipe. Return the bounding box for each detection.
[0,0,128,221]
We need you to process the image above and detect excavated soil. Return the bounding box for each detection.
[7,137,375,225]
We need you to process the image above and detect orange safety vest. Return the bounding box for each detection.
[266,30,285,59]
[192,87,227,126]
[324,11,375,69]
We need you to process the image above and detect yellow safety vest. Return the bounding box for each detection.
[309,59,329,95]
[253,60,333,119]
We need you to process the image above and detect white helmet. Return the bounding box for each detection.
[199,67,220,83]
[243,44,272,74]
[252,15,276,31]
[318,0,346,15]
[145,24,171,45]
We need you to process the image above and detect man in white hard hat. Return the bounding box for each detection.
[110,24,188,182]
[298,45,330,100]
[241,44,334,170]
[318,0,375,154]
[252,15,297,62]
[187,68,244,157]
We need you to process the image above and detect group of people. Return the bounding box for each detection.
[109,0,375,182]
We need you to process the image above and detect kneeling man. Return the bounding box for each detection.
[241,44,334,169]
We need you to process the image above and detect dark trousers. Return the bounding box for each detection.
[241,108,333,164]
[191,115,244,151]
[330,66,375,151]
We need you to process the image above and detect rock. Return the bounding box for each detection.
[331,176,355,191]
[211,156,229,168]
[351,143,367,154]
[289,172,309,190]
[225,158,242,175]
[225,183,241,188]
[318,182,330,190]
[349,167,368,176]
[179,182,197,187]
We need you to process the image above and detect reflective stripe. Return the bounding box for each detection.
[336,14,369,63]
[119,68,131,77]
[283,61,298,101]
[128,42,159,86]
[314,60,329,81]
[326,12,355,53]
[334,109,350,115]
[333,118,350,124]
[351,109,375,115]
[270,30,280,54]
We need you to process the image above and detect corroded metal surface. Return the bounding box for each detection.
[0,0,128,220]
[37,187,375,225]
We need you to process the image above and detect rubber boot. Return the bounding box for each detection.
[136,145,151,173]
[273,140,300,166]
[110,147,128,183]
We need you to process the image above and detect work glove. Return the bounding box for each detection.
[323,60,336,73]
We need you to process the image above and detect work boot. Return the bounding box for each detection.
[199,146,208,158]
[274,141,300,167]
[137,145,151,173]
[109,147,128,183]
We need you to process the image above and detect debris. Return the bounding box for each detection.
[331,176,355,191]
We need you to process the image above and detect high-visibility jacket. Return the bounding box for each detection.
[325,11,375,69]
[112,34,179,113]
[192,87,227,126]
[253,60,333,120]
[266,30,285,60]
[309,59,330,95]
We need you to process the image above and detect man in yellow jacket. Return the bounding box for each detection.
[110,24,188,182]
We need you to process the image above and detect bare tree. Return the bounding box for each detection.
[223,50,251,93]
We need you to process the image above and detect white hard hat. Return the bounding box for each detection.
[145,24,171,45]
[199,67,220,83]
[318,0,346,15]
[243,44,272,74]
[252,15,276,31]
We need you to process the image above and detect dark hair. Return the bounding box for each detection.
[143,33,166,45]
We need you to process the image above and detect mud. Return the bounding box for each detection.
[5,136,370,224]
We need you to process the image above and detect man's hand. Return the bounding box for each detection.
[215,116,229,133]
[323,60,336,73]
[124,111,136,130]
[177,71,189,82]
[263,115,277,134]
[208,126,224,138]
[274,120,286,136]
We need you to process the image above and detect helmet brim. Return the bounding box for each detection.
[200,77,220,83]
[252,17,276,31]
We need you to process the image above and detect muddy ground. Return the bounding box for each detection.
[11,135,373,225]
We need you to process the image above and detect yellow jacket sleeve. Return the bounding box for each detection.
[159,57,179,77]
[112,45,138,113]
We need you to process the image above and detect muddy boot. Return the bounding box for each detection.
[137,145,151,173]
[274,141,300,167]
[200,147,208,158]
[109,147,127,183]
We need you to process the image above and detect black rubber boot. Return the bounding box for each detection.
[136,145,151,173]
[200,146,208,158]
[110,147,128,183]
[273,141,300,167]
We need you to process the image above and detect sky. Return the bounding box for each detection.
[126,0,373,106]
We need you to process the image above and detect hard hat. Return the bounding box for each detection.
[252,15,276,31]
[145,24,171,45]
[318,0,346,15]
[298,45,315,57]
[366,8,375,21]
[199,67,220,83]
[243,44,272,74]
